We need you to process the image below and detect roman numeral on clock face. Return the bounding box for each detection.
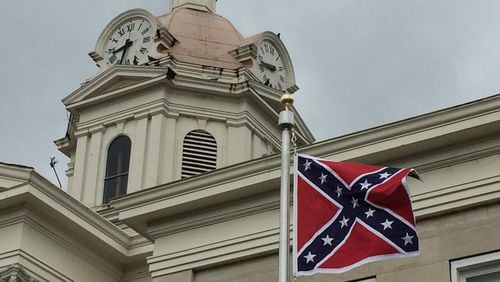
[118,28,126,37]
[127,22,135,32]
[109,54,117,64]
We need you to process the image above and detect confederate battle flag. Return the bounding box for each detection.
[293,154,420,276]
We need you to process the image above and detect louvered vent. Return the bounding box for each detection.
[181,130,217,178]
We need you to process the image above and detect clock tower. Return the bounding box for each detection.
[55,0,314,207]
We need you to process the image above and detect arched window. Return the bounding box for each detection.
[103,136,131,204]
[181,130,217,178]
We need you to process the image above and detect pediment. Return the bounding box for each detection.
[63,65,167,109]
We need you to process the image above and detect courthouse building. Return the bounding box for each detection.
[1,1,500,281]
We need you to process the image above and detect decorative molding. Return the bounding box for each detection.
[413,174,500,219]
[88,125,105,134]
[134,112,150,120]
[156,26,177,48]
[0,206,124,280]
[88,51,102,63]
[0,167,131,253]
[147,191,279,238]
[451,250,500,282]
[0,249,71,282]
[73,130,90,138]
[197,118,207,130]
[229,44,257,63]
[64,66,167,110]
[65,161,75,177]
[147,228,279,277]
[0,264,39,282]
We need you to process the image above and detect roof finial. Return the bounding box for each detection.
[171,0,217,13]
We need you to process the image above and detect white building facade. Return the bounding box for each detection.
[1,1,500,281]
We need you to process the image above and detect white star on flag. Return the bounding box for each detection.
[379,172,391,179]
[319,173,328,184]
[335,186,342,198]
[365,208,375,218]
[304,252,316,263]
[321,235,334,246]
[303,160,312,171]
[359,179,372,190]
[339,216,350,228]
[381,219,394,230]
[401,233,415,245]
[294,154,420,276]
[351,197,359,208]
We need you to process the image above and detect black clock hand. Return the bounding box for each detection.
[118,39,133,64]
[261,60,277,72]
[113,39,132,54]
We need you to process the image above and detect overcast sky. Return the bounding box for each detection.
[2,0,500,187]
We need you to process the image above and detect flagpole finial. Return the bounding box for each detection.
[281,93,294,108]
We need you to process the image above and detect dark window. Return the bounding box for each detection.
[181,130,217,178]
[103,136,131,204]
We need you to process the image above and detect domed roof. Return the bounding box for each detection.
[157,7,246,69]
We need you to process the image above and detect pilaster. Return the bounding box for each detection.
[82,126,105,206]
[226,120,252,165]
[128,113,149,193]
[159,113,179,184]
[69,131,90,201]
[144,111,166,188]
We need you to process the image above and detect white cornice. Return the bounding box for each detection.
[303,93,500,164]
[64,55,314,145]
[0,165,134,258]
[111,93,500,237]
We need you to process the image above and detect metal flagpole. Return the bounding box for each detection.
[278,93,295,282]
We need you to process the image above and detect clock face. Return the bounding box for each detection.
[104,18,156,66]
[255,40,287,90]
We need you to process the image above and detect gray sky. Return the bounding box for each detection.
[2,0,500,186]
